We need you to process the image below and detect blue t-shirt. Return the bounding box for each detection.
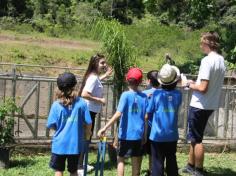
[117,90,148,140]
[147,89,182,142]
[142,87,158,128]
[47,97,92,155]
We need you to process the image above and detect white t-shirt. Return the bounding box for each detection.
[83,74,103,113]
[190,51,225,110]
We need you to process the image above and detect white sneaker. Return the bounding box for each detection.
[86,164,94,172]
[77,169,84,176]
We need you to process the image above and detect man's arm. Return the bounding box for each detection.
[188,79,209,94]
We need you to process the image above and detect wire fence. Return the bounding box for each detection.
[0,63,236,144]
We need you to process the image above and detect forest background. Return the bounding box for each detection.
[0,0,236,73]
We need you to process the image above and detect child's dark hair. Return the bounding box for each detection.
[147,70,159,87]
[161,82,178,91]
[127,78,140,86]
[79,53,105,96]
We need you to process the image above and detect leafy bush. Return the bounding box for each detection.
[219,5,236,67]
[0,17,17,30]
[0,98,20,147]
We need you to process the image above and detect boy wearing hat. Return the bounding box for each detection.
[98,68,148,176]
[147,64,182,176]
[47,72,92,176]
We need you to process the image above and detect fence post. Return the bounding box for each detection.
[3,80,6,102]
[214,109,219,137]
[11,65,17,138]
[34,82,40,139]
[11,65,16,101]
[230,89,235,138]
[111,84,117,137]
[183,89,190,143]
[224,88,229,138]
[46,82,54,138]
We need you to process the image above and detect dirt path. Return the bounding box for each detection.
[0,34,99,51]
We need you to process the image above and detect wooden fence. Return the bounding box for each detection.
[0,63,235,144]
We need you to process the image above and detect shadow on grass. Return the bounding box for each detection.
[89,159,117,171]
[9,158,36,168]
[207,167,236,176]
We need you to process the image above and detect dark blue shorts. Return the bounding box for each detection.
[117,139,142,157]
[187,106,213,143]
[49,153,80,173]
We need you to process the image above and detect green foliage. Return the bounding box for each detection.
[109,0,145,24]
[219,4,236,67]
[74,2,102,25]
[186,0,215,28]
[0,98,20,147]
[0,16,17,30]
[94,19,137,96]
[144,0,188,25]
[1,0,235,72]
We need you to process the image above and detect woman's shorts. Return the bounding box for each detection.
[117,139,142,157]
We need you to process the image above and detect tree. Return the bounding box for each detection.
[219,4,236,67]
[186,0,215,28]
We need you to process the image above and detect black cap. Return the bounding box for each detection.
[57,72,77,92]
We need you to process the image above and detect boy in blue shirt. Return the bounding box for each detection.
[97,68,147,176]
[147,64,182,176]
[47,72,92,176]
[142,70,159,176]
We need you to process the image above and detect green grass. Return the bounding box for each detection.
[0,16,222,73]
[0,31,102,75]
[0,151,236,176]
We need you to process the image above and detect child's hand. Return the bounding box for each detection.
[97,127,106,138]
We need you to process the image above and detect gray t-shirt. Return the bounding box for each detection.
[190,51,225,110]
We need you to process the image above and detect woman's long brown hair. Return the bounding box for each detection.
[79,54,105,96]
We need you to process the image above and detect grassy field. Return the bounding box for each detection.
[0,18,216,74]
[0,151,236,176]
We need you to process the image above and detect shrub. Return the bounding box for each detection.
[0,98,20,147]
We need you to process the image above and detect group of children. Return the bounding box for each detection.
[97,64,182,176]
[47,31,225,176]
[47,63,182,176]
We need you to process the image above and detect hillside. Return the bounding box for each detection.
[0,23,205,74]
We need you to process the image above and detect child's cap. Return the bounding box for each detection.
[158,64,180,85]
[126,68,143,83]
[57,72,77,91]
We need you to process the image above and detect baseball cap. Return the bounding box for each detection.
[126,68,143,83]
[57,72,77,91]
[158,64,180,85]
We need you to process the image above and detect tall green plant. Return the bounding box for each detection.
[93,19,137,97]
[0,98,19,147]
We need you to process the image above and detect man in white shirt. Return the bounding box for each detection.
[181,31,225,176]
